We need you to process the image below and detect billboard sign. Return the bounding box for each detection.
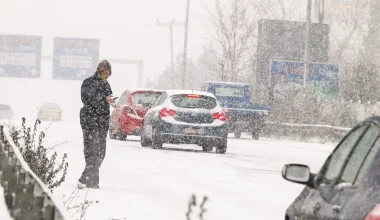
[270,60,339,101]
[0,35,42,78]
[53,37,99,80]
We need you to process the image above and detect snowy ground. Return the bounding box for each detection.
[35,120,335,220]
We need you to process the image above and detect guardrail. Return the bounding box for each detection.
[263,121,351,142]
[0,125,69,220]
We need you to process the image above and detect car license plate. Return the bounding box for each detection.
[185,128,203,135]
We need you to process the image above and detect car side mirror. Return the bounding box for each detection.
[110,103,117,108]
[282,164,311,185]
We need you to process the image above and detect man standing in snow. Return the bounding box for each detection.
[78,60,115,189]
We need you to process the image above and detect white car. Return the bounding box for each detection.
[141,90,228,153]
[37,103,62,121]
[0,104,12,119]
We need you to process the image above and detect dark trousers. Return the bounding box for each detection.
[79,128,107,186]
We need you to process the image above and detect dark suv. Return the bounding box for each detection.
[282,116,380,220]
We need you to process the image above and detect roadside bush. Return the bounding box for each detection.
[9,117,68,191]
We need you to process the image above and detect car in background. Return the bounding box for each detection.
[282,116,380,220]
[0,104,13,120]
[140,90,228,153]
[109,89,163,140]
[37,103,62,121]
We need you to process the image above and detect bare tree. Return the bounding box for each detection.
[325,0,370,62]
[206,0,257,82]
[252,0,305,21]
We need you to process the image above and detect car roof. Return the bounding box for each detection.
[164,89,217,99]
[363,116,380,127]
[202,81,249,86]
[124,88,164,94]
[40,102,60,107]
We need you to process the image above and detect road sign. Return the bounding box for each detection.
[53,37,99,80]
[0,35,42,78]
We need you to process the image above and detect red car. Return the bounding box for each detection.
[109,89,164,140]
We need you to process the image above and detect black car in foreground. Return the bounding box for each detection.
[140,90,228,153]
[282,116,380,220]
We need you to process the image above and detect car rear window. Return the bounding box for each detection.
[132,92,161,107]
[215,86,245,97]
[170,94,217,109]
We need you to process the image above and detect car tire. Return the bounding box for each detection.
[109,126,117,139]
[141,125,152,147]
[151,127,163,149]
[110,119,127,141]
[252,132,259,140]
[215,141,227,154]
[202,146,213,152]
[234,131,241,139]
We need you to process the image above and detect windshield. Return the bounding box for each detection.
[170,94,217,109]
[214,87,245,97]
[132,92,161,107]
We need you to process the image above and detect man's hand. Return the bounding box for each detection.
[106,96,116,104]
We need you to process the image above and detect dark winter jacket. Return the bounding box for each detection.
[80,72,113,130]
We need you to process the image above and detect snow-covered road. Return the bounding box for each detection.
[40,121,335,220]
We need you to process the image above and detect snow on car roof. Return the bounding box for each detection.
[164,89,217,99]
[202,81,249,86]
[124,88,164,93]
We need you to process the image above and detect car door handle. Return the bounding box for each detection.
[332,205,341,213]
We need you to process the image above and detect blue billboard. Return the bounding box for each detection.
[270,60,339,101]
[53,37,99,80]
[0,35,42,78]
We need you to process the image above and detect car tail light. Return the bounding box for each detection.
[212,112,226,121]
[186,94,200,98]
[160,108,176,117]
[365,204,380,220]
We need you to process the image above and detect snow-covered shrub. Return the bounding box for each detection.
[9,117,68,191]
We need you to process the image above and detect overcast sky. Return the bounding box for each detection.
[1,0,213,90]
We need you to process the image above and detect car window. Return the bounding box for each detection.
[214,86,245,97]
[339,124,379,185]
[152,93,167,107]
[316,124,369,186]
[170,94,217,109]
[131,92,161,107]
[354,135,380,186]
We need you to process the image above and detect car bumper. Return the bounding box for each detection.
[160,133,227,145]
[157,119,228,145]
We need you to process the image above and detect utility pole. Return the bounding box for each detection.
[319,0,324,24]
[314,0,324,24]
[303,0,312,89]
[157,19,184,72]
[182,0,190,89]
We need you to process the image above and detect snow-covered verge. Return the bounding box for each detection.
[262,121,350,144]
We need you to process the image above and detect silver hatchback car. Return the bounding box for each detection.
[141,90,228,153]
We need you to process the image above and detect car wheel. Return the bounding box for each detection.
[141,124,152,147]
[252,132,259,140]
[202,145,213,152]
[151,127,163,149]
[110,119,127,141]
[215,141,227,154]
[234,131,241,139]
[109,126,117,139]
